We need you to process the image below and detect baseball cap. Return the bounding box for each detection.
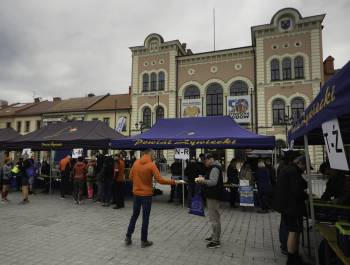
[204,153,213,160]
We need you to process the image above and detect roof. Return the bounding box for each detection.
[0,103,37,117]
[112,116,275,150]
[16,100,61,116]
[45,95,106,114]
[88,94,131,111]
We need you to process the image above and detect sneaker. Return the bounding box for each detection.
[1,199,8,204]
[141,241,153,248]
[60,196,65,199]
[74,200,78,204]
[125,237,132,246]
[205,236,213,242]
[206,241,221,249]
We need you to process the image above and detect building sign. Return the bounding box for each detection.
[134,138,236,147]
[115,116,126,133]
[175,148,190,160]
[322,118,349,171]
[182,99,201,118]
[239,180,254,207]
[227,95,251,123]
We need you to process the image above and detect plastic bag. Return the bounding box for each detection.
[189,187,205,217]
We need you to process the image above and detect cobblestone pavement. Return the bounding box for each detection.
[0,191,289,265]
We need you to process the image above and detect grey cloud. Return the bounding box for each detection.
[0,0,349,103]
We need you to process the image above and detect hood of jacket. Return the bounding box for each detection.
[140,154,152,165]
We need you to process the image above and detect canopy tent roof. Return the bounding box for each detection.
[289,61,350,145]
[111,116,275,150]
[6,121,125,150]
[0,128,21,148]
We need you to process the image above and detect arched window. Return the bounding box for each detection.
[206,83,223,116]
[291,97,304,121]
[282,58,292,80]
[184,85,200,99]
[272,99,285,124]
[142,107,151,128]
[229,80,248,96]
[158,71,165,90]
[142,73,149,92]
[150,72,157,91]
[155,106,164,122]
[294,56,304,79]
[271,59,280,81]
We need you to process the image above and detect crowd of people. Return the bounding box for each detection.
[1,148,350,265]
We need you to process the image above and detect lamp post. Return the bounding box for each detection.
[279,105,294,147]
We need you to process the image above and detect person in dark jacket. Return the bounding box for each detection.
[101,155,115,207]
[265,157,276,186]
[169,159,183,203]
[95,152,105,202]
[273,155,310,265]
[226,158,239,208]
[320,161,346,201]
[255,160,272,213]
[195,153,224,249]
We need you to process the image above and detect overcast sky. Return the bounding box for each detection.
[0,0,349,103]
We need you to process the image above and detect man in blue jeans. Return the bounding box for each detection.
[125,149,183,248]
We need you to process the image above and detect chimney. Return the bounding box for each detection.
[186,49,193,55]
[87,93,95,97]
[53,97,61,102]
[324,56,335,75]
[181,43,187,50]
[34,97,41,103]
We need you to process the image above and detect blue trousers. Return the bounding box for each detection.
[126,196,152,242]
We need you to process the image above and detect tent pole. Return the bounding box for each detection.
[49,149,53,195]
[304,135,319,265]
[182,159,185,208]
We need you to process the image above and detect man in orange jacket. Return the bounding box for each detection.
[59,155,71,199]
[125,149,184,248]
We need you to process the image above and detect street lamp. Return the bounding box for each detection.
[134,121,146,133]
[279,105,294,146]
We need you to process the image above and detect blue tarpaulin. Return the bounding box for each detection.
[288,61,350,145]
[111,116,275,150]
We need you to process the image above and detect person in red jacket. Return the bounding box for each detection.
[72,156,87,204]
[125,149,184,248]
[113,152,126,209]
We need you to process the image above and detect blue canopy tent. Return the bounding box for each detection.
[289,60,350,145]
[288,61,350,265]
[111,116,275,150]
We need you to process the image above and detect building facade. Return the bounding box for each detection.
[129,8,326,167]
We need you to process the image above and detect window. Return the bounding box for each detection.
[272,99,285,124]
[25,121,30,132]
[92,118,99,121]
[184,85,200,99]
[282,58,292,80]
[103,117,110,126]
[271,59,280,81]
[150,72,157,91]
[294,56,304,79]
[142,107,151,128]
[142,73,149,92]
[36,120,41,130]
[16,121,22,132]
[206,83,223,116]
[6,122,11,128]
[155,106,164,122]
[158,72,165,90]
[291,98,304,121]
[229,80,248,96]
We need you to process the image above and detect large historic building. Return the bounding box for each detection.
[129,8,328,167]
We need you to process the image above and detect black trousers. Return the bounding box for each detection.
[60,172,70,197]
[114,181,125,208]
[73,181,84,202]
[229,187,238,207]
